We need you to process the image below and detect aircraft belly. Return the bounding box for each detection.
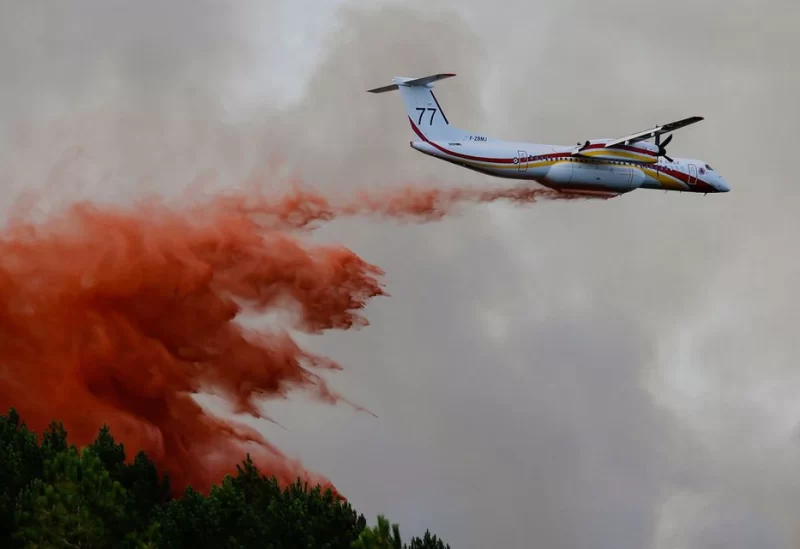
[543,162,573,185]
[567,163,641,191]
[638,169,660,189]
[631,168,645,187]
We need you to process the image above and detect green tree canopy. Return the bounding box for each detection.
[0,408,452,548]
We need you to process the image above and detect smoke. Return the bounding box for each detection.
[4,1,798,547]
[0,174,583,496]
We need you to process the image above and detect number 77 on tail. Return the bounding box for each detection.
[367,73,729,198]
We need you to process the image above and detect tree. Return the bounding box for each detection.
[118,450,172,531]
[406,531,451,549]
[86,425,172,541]
[353,517,452,549]
[87,425,126,476]
[352,515,403,549]
[13,446,128,548]
[41,420,69,458]
[153,457,367,549]
[0,409,44,546]
[0,408,452,549]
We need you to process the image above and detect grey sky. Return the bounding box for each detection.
[1,1,799,548]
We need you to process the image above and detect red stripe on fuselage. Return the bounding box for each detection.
[410,118,651,164]
[655,165,716,192]
[409,118,517,163]
[410,118,716,191]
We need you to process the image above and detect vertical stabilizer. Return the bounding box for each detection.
[367,74,462,141]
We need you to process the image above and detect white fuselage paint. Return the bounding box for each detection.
[368,74,729,198]
[409,129,729,198]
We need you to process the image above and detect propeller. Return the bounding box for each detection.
[576,139,590,150]
[655,132,674,162]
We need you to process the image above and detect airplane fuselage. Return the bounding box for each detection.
[367,73,729,198]
[409,125,729,198]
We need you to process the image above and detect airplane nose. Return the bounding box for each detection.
[717,178,730,192]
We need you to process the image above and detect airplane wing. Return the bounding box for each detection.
[601,116,704,147]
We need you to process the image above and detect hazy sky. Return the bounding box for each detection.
[1,1,799,547]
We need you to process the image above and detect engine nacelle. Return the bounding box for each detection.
[576,138,659,164]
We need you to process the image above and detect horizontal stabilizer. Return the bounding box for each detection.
[367,73,456,93]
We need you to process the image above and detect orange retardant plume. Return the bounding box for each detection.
[0,177,589,498]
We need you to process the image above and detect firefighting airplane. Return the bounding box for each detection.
[367,73,729,198]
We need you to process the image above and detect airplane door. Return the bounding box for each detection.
[688,164,697,186]
[517,150,528,172]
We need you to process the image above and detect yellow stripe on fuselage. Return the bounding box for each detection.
[447,158,564,171]
[639,166,686,190]
[579,149,656,163]
[449,154,689,192]
[449,156,649,173]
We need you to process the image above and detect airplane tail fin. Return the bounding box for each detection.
[367,73,461,141]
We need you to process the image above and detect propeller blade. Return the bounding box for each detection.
[656,133,674,160]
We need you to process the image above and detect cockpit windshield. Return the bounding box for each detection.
[705,164,714,171]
